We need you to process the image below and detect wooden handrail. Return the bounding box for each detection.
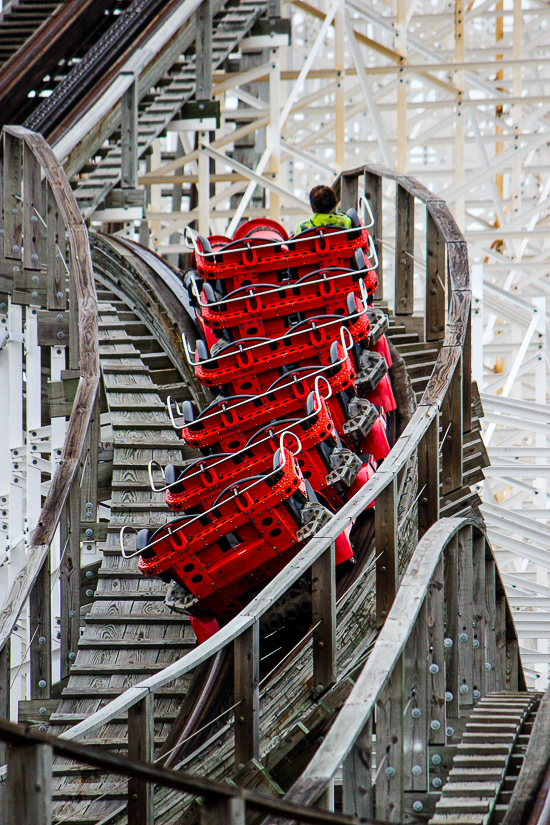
[269,517,486,814]
[0,717,365,825]
[55,161,473,744]
[0,126,99,657]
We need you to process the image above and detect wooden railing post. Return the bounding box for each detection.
[339,172,359,212]
[201,795,246,825]
[425,209,446,342]
[472,532,486,700]
[440,353,463,496]
[312,542,336,698]
[364,169,383,299]
[427,557,446,745]
[128,692,154,825]
[45,182,67,311]
[3,131,22,266]
[394,183,414,315]
[375,653,404,822]
[0,643,10,763]
[29,554,52,700]
[234,623,259,769]
[444,533,460,720]
[457,526,474,711]
[59,476,81,680]
[376,476,398,626]
[484,557,498,693]
[417,411,439,539]
[6,740,52,825]
[403,601,428,794]
[342,715,373,819]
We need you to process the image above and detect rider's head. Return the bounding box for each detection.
[309,185,337,214]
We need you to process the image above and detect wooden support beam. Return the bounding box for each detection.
[80,393,100,524]
[312,543,337,697]
[472,533,486,700]
[121,76,139,190]
[128,693,154,825]
[0,644,10,764]
[3,131,22,262]
[23,144,45,273]
[364,169,383,299]
[417,411,439,539]
[484,558,498,694]
[201,796,246,825]
[457,526,474,711]
[234,623,259,768]
[375,654,404,822]
[45,183,66,311]
[394,184,414,314]
[196,0,212,101]
[426,209,446,341]
[403,600,428,792]
[29,555,52,700]
[444,534,460,719]
[375,477,398,626]
[339,172,359,213]
[342,715,373,819]
[427,557,446,745]
[59,479,81,681]
[440,354,463,495]
[6,741,52,825]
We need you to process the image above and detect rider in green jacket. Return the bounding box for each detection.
[294,184,352,235]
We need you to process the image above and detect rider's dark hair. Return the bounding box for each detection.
[309,185,337,213]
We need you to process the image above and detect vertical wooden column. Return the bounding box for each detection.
[3,132,22,264]
[80,392,100,525]
[376,477,398,626]
[457,526,474,711]
[7,741,52,825]
[312,543,336,697]
[128,693,154,825]
[364,170,383,299]
[427,558,446,745]
[494,585,507,691]
[59,477,81,680]
[462,296,472,433]
[484,558,498,693]
[0,643,10,763]
[234,623,259,768]
[121,75,139,190]
[425,209,446,342]
[339,173,358,213]
[201,796,246,825]
[417,412,439,539]
[342,716,373,819]
[45,183,66,311]
[68,250,80,370]
[440,353,463,496]
[403,601,428,792]
[29,554,52,700]
[472,533,486,700]
[444,534,460,720]
[23,144,45,277]
[375,654,404,822]
[394,184,414,315]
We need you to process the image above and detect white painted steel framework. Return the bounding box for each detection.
[117,0,550,687]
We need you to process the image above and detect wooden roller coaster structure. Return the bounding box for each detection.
[0,126,538,825]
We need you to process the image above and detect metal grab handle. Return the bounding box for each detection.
[184,225,198,252]
[167,395,184,429]
[148,460,167,492]
[120,524,140,559]
[366,233,379,270]
[279,430,303,458]
[360,195,375,229]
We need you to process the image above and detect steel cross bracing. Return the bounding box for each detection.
[94,0,549,688]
